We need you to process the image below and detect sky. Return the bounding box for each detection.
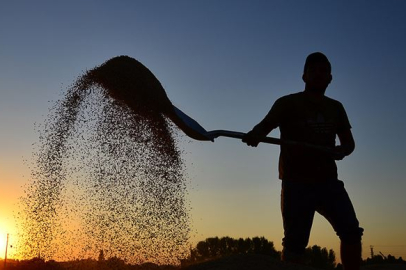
[1,0,406,263]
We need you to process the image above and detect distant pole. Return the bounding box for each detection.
[370,245,374,258]
[4,233,9,269]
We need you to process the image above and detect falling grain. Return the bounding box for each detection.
[17,56,191,265]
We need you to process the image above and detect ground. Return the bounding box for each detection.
[183,254,320,270]
[182,254,406,270]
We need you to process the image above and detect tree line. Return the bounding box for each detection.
[186,236,280,263]
[183,236,337,269]
[1,236,404,270]
[185,236,405,269]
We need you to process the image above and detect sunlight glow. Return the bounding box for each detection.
[0,224,7,260]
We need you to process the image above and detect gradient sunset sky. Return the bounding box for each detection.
[1,0,406,262]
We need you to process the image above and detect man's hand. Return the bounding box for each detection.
[242,130,262,147]
[334,129,355,160]
[331,146,347,160]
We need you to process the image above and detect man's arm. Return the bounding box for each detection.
[242,121,275,147]
[242,98,284,147]
[334,129,355,160]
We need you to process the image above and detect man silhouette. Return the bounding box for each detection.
[242,52,363,270]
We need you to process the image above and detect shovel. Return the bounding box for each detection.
[90,56,334,154]
[170,105,335,154]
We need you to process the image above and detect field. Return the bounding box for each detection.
[183,254,406,270]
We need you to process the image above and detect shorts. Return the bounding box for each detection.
[281,179,364,256]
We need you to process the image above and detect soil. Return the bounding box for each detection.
[182,254,406,270]
[183,254,319,270]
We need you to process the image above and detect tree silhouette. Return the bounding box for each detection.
[305,245,336,270]
[219,236,235,256]
[236,237,250,254]
[185,237,344,269]
[105,256,126,270]
[188,236,280,263]
[206,237,220,257]
[195,240,210,258]
[365,253,406,265]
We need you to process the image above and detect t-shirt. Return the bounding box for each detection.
[254,91,351,182]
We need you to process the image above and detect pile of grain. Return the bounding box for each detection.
[17,56,191,265]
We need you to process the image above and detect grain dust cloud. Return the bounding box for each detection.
[16,56,191,265]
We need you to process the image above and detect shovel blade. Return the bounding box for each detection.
[166,106,213,141]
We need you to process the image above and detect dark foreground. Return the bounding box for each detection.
[2,254,406,270]
[183,254,406,270]
[183,254,318,270]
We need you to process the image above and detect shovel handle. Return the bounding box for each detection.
[205,130,335,154]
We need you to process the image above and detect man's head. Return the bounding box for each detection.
[302,52,332,94]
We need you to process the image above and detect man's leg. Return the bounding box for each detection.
[317,180,364,270]
[341,240,362,270]
[281,181,316,264]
